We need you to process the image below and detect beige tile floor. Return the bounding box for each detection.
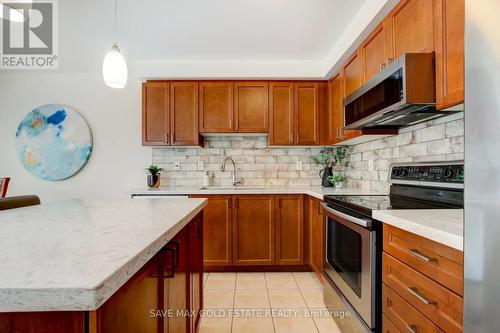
[198,272,342,333]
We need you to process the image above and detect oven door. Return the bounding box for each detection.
[322,203,375,329]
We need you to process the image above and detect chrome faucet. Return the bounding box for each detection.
[220,157,242,186]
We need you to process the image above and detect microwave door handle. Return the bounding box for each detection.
[321,203,371,228]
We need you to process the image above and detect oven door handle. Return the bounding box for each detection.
[321,203,372,228]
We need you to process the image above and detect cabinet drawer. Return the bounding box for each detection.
[383,224,463,296]
[382,314,401,333]
[382,253,463,333]
[382,284,443,333]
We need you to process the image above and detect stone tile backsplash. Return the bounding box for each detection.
[151,113,464,191]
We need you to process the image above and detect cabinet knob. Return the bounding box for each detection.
[164,133,170,143]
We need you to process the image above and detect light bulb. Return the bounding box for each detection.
[102,44,128,89]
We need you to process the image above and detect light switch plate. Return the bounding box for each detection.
[174,162,181,171]
[197,161,204,171]
[368,160,374,172]
[296,161,303,171]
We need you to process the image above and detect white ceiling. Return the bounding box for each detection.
[40,0,394,77]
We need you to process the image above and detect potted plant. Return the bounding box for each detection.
[311,147,350,187]
[328,174,349,189]
[145,164,163,188]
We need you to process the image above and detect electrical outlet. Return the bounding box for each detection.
[173,162,181,171]
[296,161,303,171]
[368,160,374,172]
[197,161,204,171]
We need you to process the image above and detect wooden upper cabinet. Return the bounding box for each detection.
[233,195,275,266]
[434,0,464,109]
[342,51,363,98]
[170,81,200,146]
[276,195,304,265]
[269,82,294,145]
[360,21,390,82]
[295,82,320,145]
[386,0,434,59]
[328,74,344,144]
[199,82,234,133]
[142,82,169,145]
[234,82,268,133]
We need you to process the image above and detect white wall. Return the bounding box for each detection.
[0,73,150,202]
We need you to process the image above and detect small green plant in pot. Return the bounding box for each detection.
[311,147,350,187]
[328,174,349,189]
[145,164,163,188]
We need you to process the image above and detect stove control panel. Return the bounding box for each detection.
[390,163,464,184]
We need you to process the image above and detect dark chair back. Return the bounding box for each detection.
[0,195,41,211]
[0,178,10,198]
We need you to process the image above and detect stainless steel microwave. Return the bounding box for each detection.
[344,53,459,130]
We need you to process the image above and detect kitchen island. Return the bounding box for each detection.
[0,197,207,332]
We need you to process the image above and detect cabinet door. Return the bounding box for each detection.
[234,82,268,133]
[189,216,203,333]
[343,51,363,98]
[199,82,234,133]
[295,83,320,145]
[99,254,161,333]
[434,0,464,109]
[329,73,362,144]
[142,82,169,146]
[269,82,294,145]
[386,0,434,59]
[233,195,275,266]
[170,81,201,146]
[276,195,304,265]
[360,21,391,82]
[164,228,189,333]
[311,198,324,276]
[191,195,233,267]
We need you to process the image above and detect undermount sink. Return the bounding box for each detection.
[198,186,265,190]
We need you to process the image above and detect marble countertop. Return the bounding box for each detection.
[131,186,386,200]
[373,209,464,251]
[0,198,207,312]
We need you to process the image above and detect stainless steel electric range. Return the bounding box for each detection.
[321,161,464,333]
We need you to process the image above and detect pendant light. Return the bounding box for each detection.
[102,0,127,88]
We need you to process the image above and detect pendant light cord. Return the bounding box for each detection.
[113,0,117,44]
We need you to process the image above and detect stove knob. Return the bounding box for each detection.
[392,168,400,177]
[444,168,454,179]
[400,168,409,177]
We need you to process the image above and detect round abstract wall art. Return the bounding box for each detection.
[15,104,93,181]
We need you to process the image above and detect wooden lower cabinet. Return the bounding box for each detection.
[307,197,324,279]
[233,195,275,266]
[196,194,312,270]
[191,195,232,267]
[382,224,463,333]
[276,195,304,265]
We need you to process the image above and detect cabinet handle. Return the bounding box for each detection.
[408,249,433,262]
[166,241,180,268]
[164,133,169,144]
[163,248,175,278]
[406,287,434,305]
[289,132,293,143]
[171,131,175,144]
[406,325,418,333]
[296,133,299,143]
[230,119,233,131]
